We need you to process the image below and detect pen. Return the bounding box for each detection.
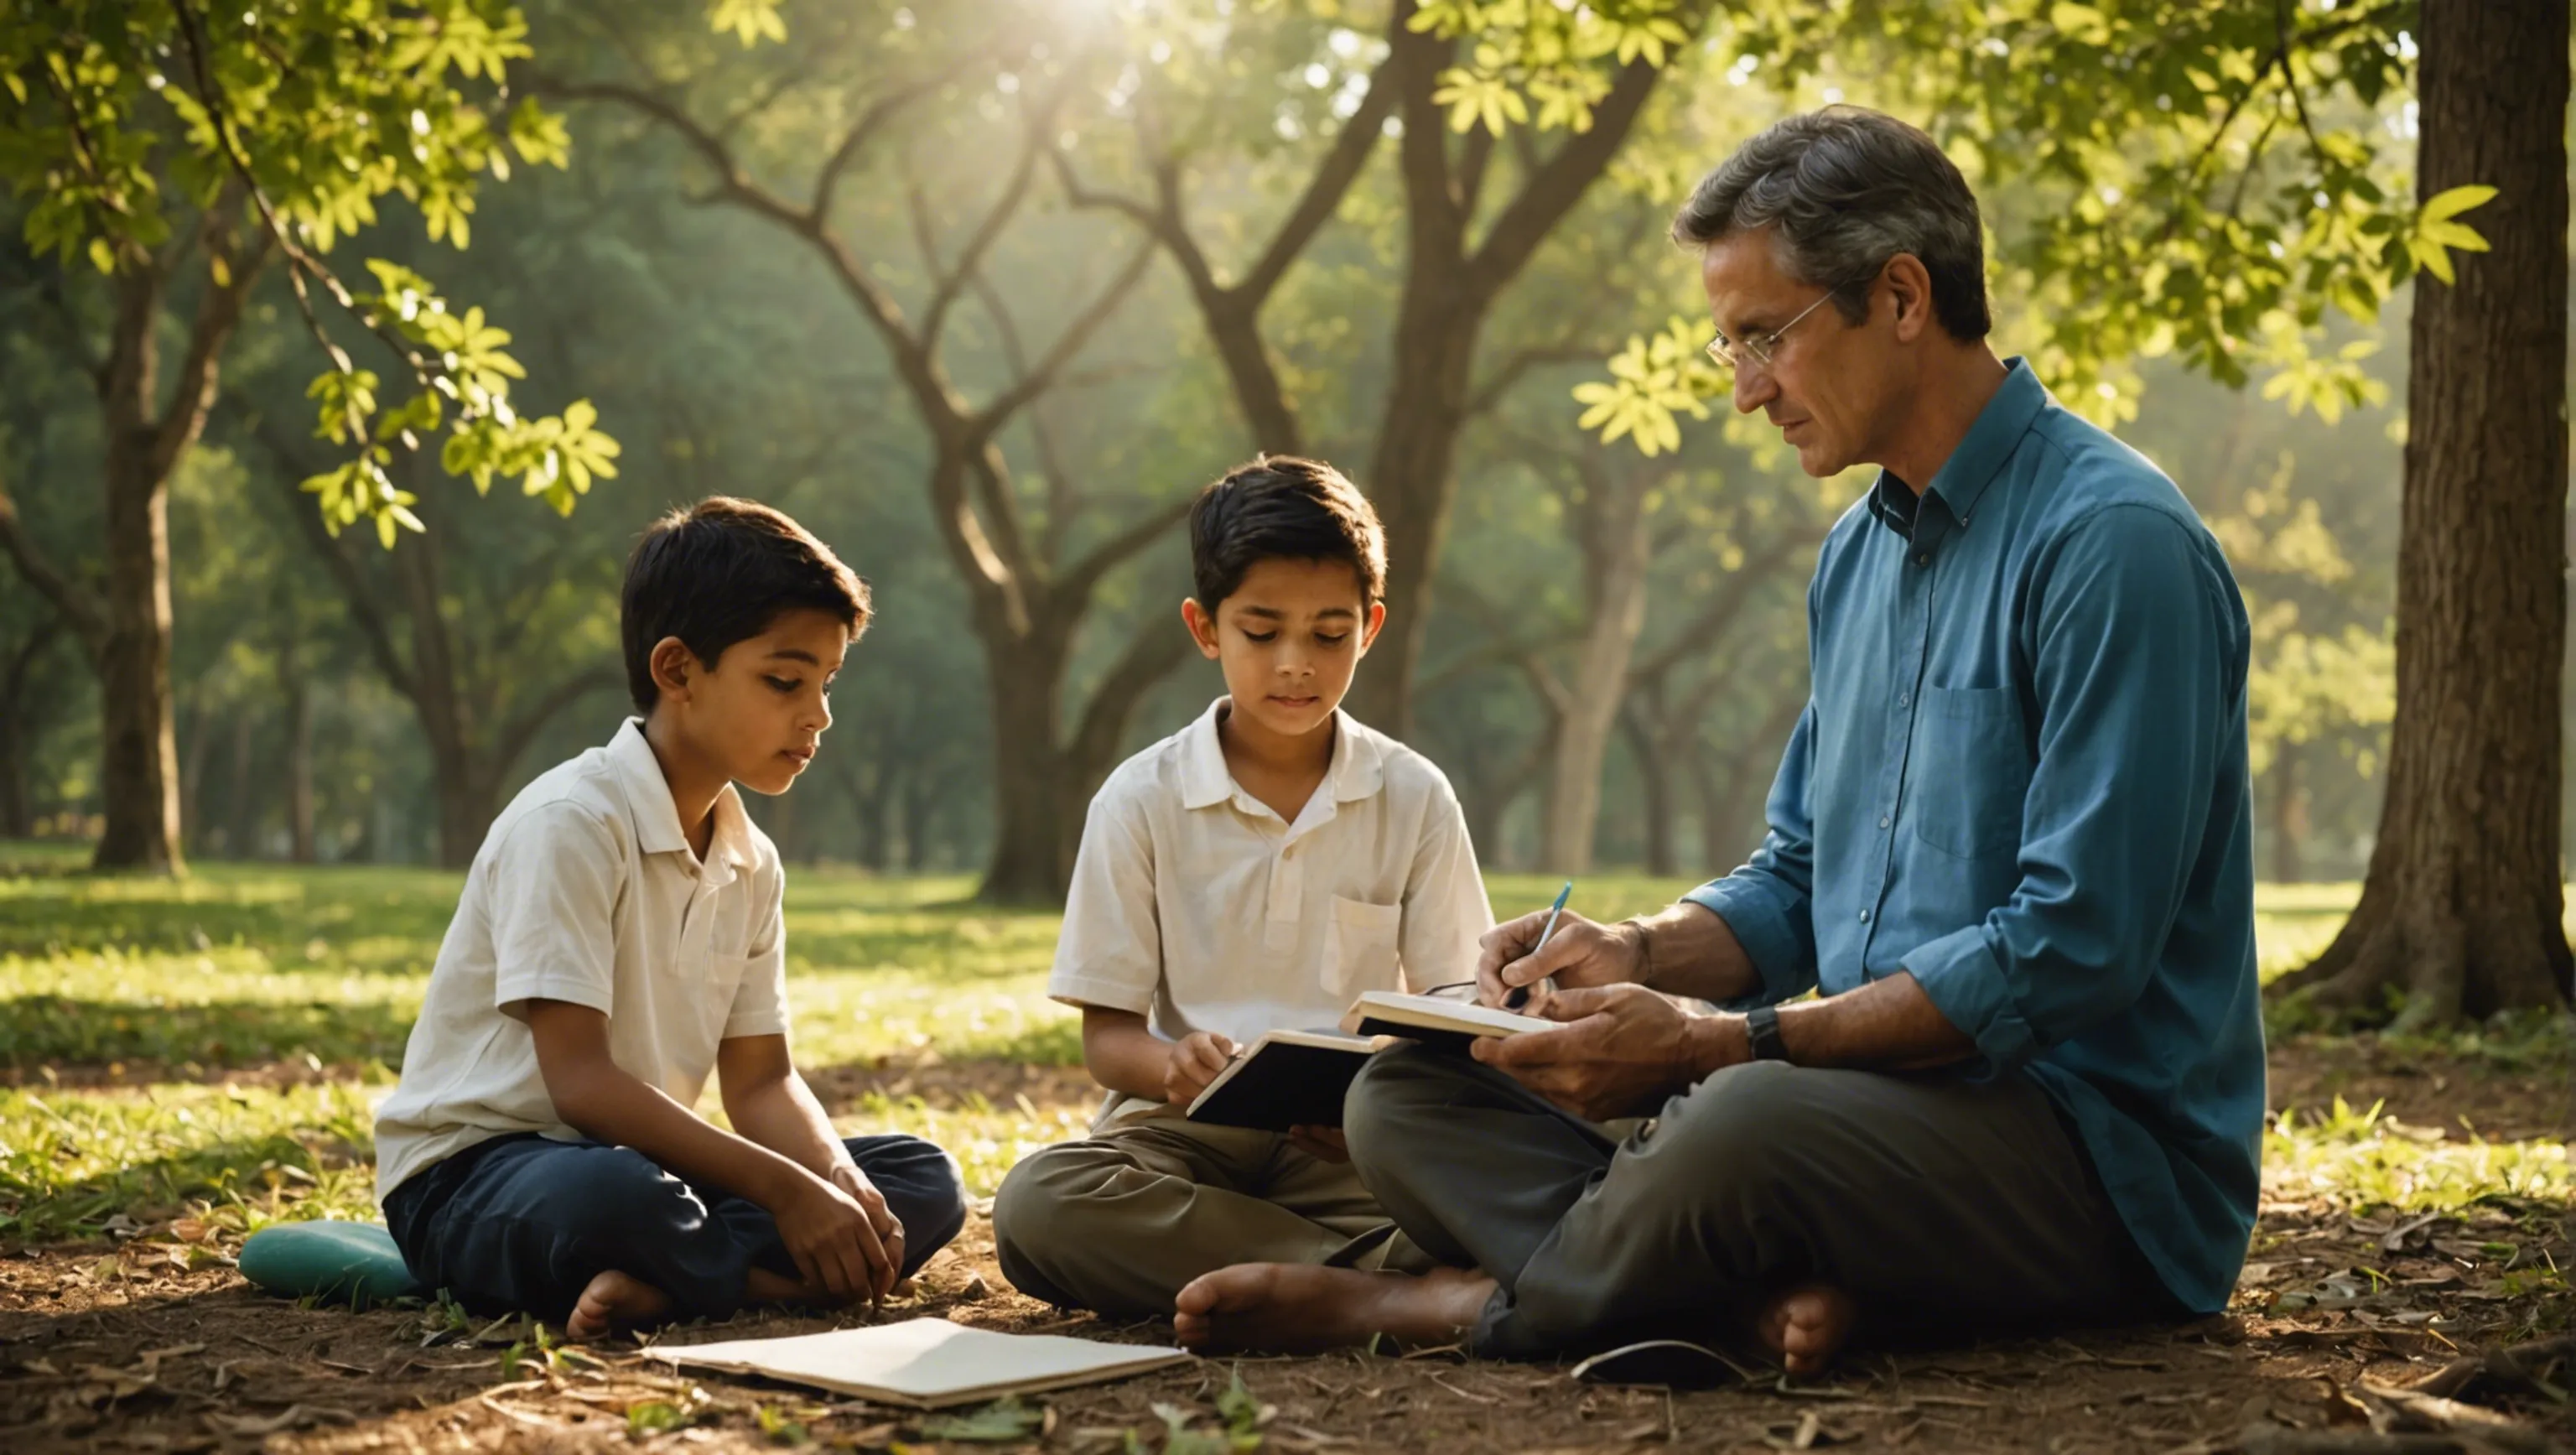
[1504,879,1575,1010]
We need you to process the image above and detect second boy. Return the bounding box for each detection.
[992,457,1494,1317]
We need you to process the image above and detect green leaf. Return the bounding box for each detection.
[87,237,116,275]
[917,1396,1043,1442]
[2419,184,2498,226]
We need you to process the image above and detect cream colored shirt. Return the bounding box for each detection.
[1050,698,1493,1119]
[374,719,788,1203]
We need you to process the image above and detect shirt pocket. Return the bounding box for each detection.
[1905,685,2033,860]
[1322,896,1405,1000]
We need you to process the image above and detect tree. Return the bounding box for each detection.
[538,0,1208,900]
[1057,0,1718,740]
[0,1,617,872]
[2273,1,2570,1022]
[1578,0,2568,1023]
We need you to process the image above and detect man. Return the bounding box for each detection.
[1171,105,2264,1374]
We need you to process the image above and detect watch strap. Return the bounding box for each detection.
[1745,1004,1789,1063]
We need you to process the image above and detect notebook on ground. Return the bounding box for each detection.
[1344,990,1554,1052]
[1184,1029,1379,1130]
[647,1317,1191,1408]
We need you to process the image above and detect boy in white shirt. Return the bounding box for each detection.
[992,456,1493,1317]
[375,497,964,1338]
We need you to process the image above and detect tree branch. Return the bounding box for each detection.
[0,472,106,656]
[151,193,274,481]
[974,236,1157,437]
[1064,606,1196,787]
[255,417,416,697]
[1233,61,1400,308]
[495,664,622,776]
[1060,491,1194,604]
[1627,527,1820,687]
[1464,39,1681,301]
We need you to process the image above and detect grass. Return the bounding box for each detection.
[1,845,2567,1246]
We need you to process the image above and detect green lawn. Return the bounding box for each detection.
[0,847,2565,1244]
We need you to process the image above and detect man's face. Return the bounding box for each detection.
[671,606,849,796]
[1186,558,1386,743]
[1701,230,1891,479]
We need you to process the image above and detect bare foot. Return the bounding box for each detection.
[1172,1264,1494,1354]
[566,1270,673,1339]
[1754,1283,1856,1377]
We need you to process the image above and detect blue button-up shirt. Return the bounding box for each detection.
[1690,359,2263,1316]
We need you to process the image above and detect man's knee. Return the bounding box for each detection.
[1344,1044,1483,1168]
[1649,1059,1819,1181]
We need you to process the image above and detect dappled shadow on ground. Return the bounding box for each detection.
[3,1203,2569,1453]
[2267,1031,2573,1143]
[802,1052,1099,1116]
[0,995,413,1076]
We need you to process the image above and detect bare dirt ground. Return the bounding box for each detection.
[4,1040,2568,1454]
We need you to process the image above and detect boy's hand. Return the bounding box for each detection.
[1162,1031,1239,1105]
[771,1169,897,1306]
[1286,1125,1349,1163]
[831,1162,906,1300]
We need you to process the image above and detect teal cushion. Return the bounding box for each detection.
[237,1219,425,1309]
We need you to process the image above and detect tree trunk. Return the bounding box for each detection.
[283,648,315,863]
[1348,285,1483,739]
[978,626,1078,902]
[2268,744,2306,886]
[178,694,213,855]
[1538,478,1654,873]
[226,709,258,858]
[93,271,184,873]
[0,616,62,838]
[2274,0,2572,1024]
[1621,701,1676,878]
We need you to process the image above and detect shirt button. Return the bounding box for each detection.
[1857,909,1871,923]
[1898,693,1909,707]
[1915,552,1929,566]
[1878,814,1891,829]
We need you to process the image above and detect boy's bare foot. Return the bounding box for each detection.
[1172,1264,1494,1354]
[1754,1283,1856,1376]
[566,1270,673,1339]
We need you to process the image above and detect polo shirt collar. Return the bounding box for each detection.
[1177,697,1387,813]
[608,718,754,876]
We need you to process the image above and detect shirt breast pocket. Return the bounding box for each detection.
[1906,685,2033,860]
[1324,896,1404,999]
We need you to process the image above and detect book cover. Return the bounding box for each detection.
[648,1317,1191,1408]
[1183,1029,1378,1131]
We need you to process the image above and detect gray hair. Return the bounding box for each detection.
[1671,106,1991,341]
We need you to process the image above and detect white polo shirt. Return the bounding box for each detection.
[1050,698,1494,1118]
[374,719,789,1203]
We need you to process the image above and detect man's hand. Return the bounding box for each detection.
[1471,984,1746,1121]
[1285,1125,1349,1163]
[1476,910,1647,1010]
[769,1169,897,1307]
[1163,1031,1238,1105]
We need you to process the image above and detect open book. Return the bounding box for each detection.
[1184,1029,1379,1131]
[1344,990,1555,1052]
[648,1317,1191,1408]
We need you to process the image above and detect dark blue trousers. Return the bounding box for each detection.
[384,1131,967,1322]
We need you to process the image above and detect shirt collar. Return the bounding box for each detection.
[1177,697,1388,813]
[1866,356,2047,534]
[608,717,754,876]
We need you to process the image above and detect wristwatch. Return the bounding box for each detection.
[1744,1004,1789,1063]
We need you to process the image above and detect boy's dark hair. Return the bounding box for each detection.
[1189,456,1386,611]
[621,496,870,712]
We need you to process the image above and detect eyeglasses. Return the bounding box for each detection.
[1704,283,1848,375]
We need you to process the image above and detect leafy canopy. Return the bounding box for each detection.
[0,0,616,543]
